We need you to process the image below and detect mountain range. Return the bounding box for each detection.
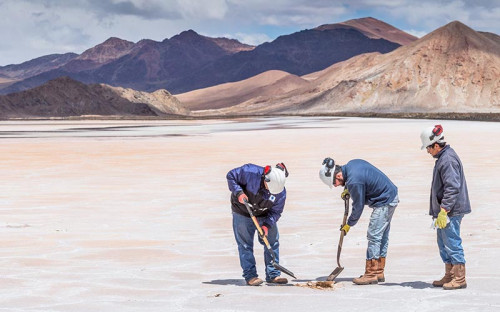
[180,21,500,116]
[0,17,498,119]
[0,17,409,95]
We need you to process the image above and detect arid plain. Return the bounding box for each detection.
[0,117,499,311]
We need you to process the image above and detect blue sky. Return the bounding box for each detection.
[0,0,499,66]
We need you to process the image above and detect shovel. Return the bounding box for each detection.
[326,194,350,281]
[243,199,296,279]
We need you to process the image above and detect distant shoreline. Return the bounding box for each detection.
[1,112,499,122]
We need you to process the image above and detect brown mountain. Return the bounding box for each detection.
[0,77,189,118]
[63,37,135,72]
[316,17,418,45]
[205,37,255,53]
[0,53,77,89]
[200,21,499,115]
[175,70,309,110]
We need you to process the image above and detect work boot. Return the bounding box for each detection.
[432,263,453,287]
[443,264,467,290]
[267,276,288,284]
[358,258,385,282]
[246,277,263,286]
[353,259,378,285]
[377,257,386,282]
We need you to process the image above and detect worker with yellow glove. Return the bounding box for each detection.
[420,125,471,290]
[319,157,399,285]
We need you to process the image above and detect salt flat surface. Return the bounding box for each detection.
[0,117,499,312]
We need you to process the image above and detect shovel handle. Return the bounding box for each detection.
[337,197,350,267]
[243,200,268,240]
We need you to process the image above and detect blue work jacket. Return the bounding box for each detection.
[342,159,398,226]
[430,145,471,217]
[226,163,286,228]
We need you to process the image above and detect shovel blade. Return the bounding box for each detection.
[326,266,344,281]
[272,262,296,279]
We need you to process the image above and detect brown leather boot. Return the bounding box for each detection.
[246,277,263,286]
[443,264,467,290]
[377,257,386,282]
[267,276,288,284]
[353,259,378,285]
[432,263,453,287]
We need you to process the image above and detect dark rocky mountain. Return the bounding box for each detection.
[0,76,189,118]
[174,25,401,92]
[91,30,233,91]
[1,17,414,95]
[0,53,77,80]
[1,30,236,94]
[0,37,138,92]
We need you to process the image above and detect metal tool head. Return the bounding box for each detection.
[272,261,296,279]
[326,266,344,281]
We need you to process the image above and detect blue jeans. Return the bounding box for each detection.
[437,214,466,264]
[366,195,398,260]
[232,212,281,282]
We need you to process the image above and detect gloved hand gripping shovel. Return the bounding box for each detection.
[326,194,350,281]
[243,199,296,279]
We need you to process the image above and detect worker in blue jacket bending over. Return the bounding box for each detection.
[319,157,399,285]
[227,162,289,286]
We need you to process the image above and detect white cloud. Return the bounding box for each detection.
[227,0,348,27]
[233,32,273,45]
[403,29,427,38]
[176,0,228,19]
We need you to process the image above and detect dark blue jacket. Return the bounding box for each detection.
[430,145,471,217]
[342,159,398,226]
[226,163,286,228]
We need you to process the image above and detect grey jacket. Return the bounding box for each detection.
[430,145,471,217]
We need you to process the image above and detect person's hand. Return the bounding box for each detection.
[238,193,248,204]
[262,225,269,237]
[436,208,448,229]
[341,188,350,200]
[340,224,350,235]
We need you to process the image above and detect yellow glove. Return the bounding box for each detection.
[341,188,350,200]
[341,224,350,235]
[436,209,448,229]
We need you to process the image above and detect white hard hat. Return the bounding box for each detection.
[264,163,288,194]
[319,157,335,188]
[420,125,444,150]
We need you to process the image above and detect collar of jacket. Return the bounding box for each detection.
[433,144,450,159]
[341,165,347,182]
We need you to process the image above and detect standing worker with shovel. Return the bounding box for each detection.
[319,157,399,285]
[227,162,292,286]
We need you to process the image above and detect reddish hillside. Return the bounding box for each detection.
[341,17,417,45]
